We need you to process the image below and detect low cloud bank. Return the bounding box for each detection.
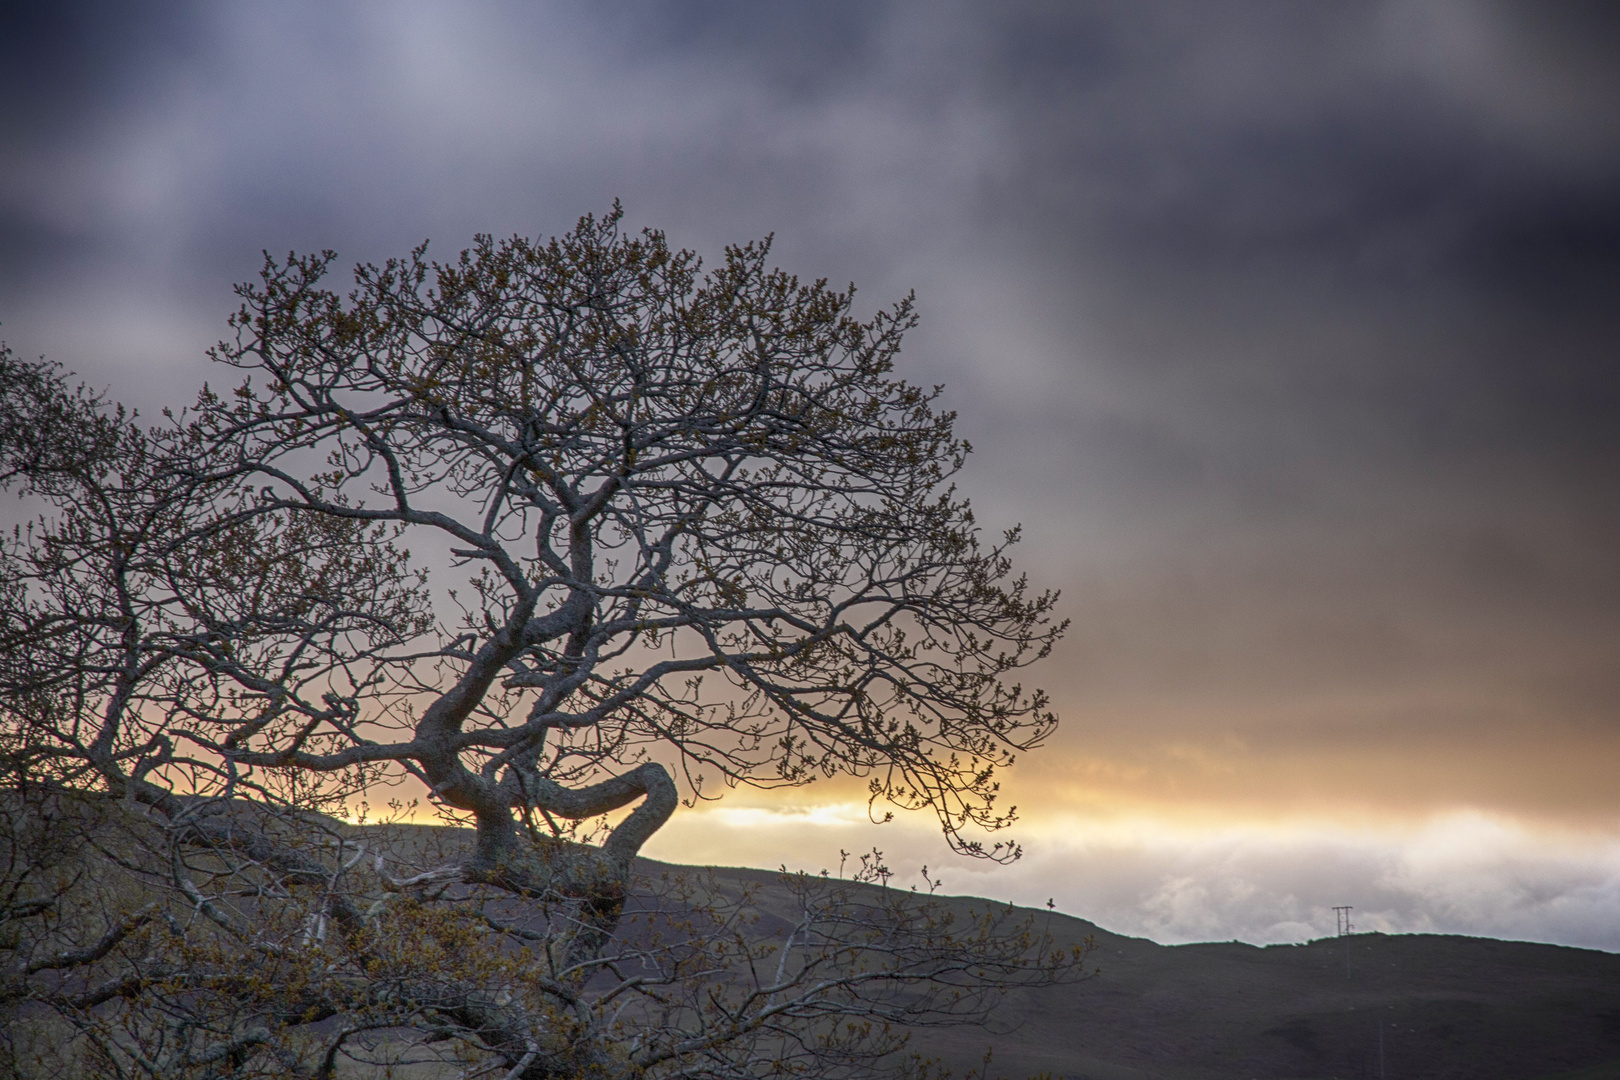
[646,804,1620,952]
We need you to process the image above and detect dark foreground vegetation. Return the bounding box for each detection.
[0,793,1083,1079]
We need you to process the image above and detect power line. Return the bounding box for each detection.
[1333,905,1353,979]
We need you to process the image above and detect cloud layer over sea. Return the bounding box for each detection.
[649,800,1620,952]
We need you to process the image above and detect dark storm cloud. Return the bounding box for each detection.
[863,6,1620,773]
[957,3,1620,466]
[0,2,206,137]
[0,1,207,263]
[2,0,1618,822]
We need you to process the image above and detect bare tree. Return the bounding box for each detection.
[0,208,1085,1079]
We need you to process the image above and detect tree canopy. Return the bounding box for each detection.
[0,209,1080,1079]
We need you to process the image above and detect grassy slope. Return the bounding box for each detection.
[357,822,1620,1080]
[679,862,1620,1080]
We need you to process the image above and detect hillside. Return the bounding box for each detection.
[690,862,1620,1080]
[226,820,1620,1080]
[7,806,1617,1080]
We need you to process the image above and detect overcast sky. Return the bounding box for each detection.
[4,1,1618,948]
